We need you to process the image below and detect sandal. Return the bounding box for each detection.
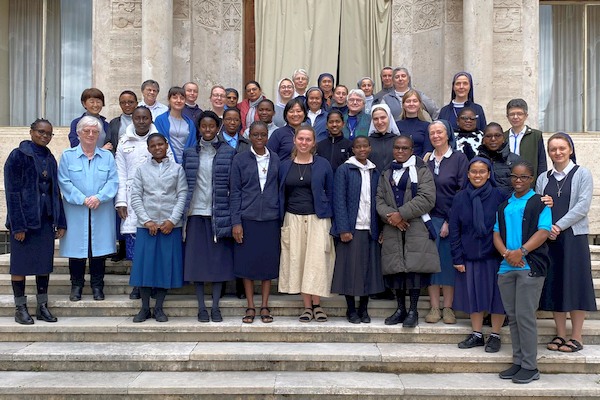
[547,336,566,351]
[242,308,255,324]
[313,305,328,322]
[299,308,313,323]
[260,307,273,323]
[558,338,584,353]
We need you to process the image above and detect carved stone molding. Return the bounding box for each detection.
[446,0,462,23]
[393,1,413,34]
[111,1,142,29]
[222,0,242,31]
[414,1,442,32]
[174,0,190,19]
[494,6,522,33]
[194,0,221,30]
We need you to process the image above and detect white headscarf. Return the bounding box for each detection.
[275,78,295,108]
[368,103,401,136]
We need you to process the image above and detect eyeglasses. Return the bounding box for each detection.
[35,129,54,137]
[393,146,412,151]
[483,134,503,139]
[468,169,489,176]
[507,112,526,118]
[459,116,478,121]
[348,98,364,103]
[212,94,226,99]
[280,85,294,90]
[510,174,533,181]
[81,128,100,136]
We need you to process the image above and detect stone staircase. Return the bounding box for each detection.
[0,246,599,398]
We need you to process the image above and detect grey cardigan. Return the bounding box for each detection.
[536,165,593,235]
[131,158,188,228]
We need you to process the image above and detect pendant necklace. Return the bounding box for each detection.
[297,163,309,181]
[555,177,567,198]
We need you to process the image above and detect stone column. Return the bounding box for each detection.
[141,0,173,103]
[521,0,539,124]
[463,0,493,117]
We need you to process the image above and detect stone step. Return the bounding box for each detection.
[0,316,598,345]
[2,293,597,320]
[0,341,600,374]
[0,371,596,399]
[0,340,599,374]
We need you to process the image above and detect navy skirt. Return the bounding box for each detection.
[129,227,184,289]
[453,258,504,315]
[234,218,280,280]
[184,215,234,283]
[430,216,455,286]
[331,230,384,296]
[10,216,54,276]
[539,228,597,312]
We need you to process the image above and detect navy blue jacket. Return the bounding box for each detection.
[311,112,329,142]
[4,141,67,233]
[316,133,353,174]
[331,161,380,240]
[438,101,487,133]
[267,125,295,162]
[278,156,334,220]
[230,150,280,225]
[449,185,506,265]
[182,139,237,239]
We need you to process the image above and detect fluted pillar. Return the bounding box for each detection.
[463,0,494,116]
[141,0,173,102]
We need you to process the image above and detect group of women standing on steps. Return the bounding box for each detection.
[3,74,596,387]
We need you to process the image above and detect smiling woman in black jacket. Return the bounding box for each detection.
[316,109,352,173]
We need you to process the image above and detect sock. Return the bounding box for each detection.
[140,287,151,310]
[154,288,167,309]
[36,275,49,295]
[345,295,356,313]
[395,289,406,312]
[195,283,207,311]
[489,332,500,339]
[12,280,25,298]
[212,282,223,310]
[409,288,420,311]
[473,331,483,338]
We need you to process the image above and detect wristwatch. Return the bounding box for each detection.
[520,246,529,256]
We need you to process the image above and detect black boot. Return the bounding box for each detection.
[36,294,57,322]
[358,296,370,323]
[69,285,83,302]
[14,296,34,325]
[92,287,105,301]
[129,287,141,300]
[403,310,419,328]
[385,289,407,325]
[111,240,127,262]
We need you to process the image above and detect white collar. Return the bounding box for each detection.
[251,146,270,159]
[551,160,575,177]
[509,126,527,136]
[346,156,376,170]
[434,146,453,159]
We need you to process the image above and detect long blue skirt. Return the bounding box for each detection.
[453,258,504,315]
[234,219,280,280]
[430,216,455,286]
[130,227,184,289]
[184,216,234,283]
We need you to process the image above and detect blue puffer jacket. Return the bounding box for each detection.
[182,139,236,239]
[331,161,380,240]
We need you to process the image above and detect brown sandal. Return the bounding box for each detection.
[299,308,313,323]
[242,308,255,324]
[546,336,566,351]
[260,307,273,323]
[313,305,328,322]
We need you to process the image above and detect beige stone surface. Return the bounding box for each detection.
[274,371,403,396]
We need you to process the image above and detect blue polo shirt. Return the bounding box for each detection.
[493,189,552,274]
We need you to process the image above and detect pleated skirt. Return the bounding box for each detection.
[234,219,280,280]
[453,258,505,314]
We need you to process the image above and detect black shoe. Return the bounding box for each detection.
[15,304,34,325]
[150,288,157,299]
[346,310,361,324]
[69,286,82,302]
[511,368,540,384]
[236,292,246,299]
[92,287,105,301]
[198,309,210,322]
[358,308,371,324]
[458,333,485,349]
[129,287,141,300]
[133,308,151,323]
[153,307,168,322]
[499,364,521,380]
[36,303,57,322]
[402,310,418,328]
[485,335,501,353]
[211,308,223,322]
[384,309,407,325]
